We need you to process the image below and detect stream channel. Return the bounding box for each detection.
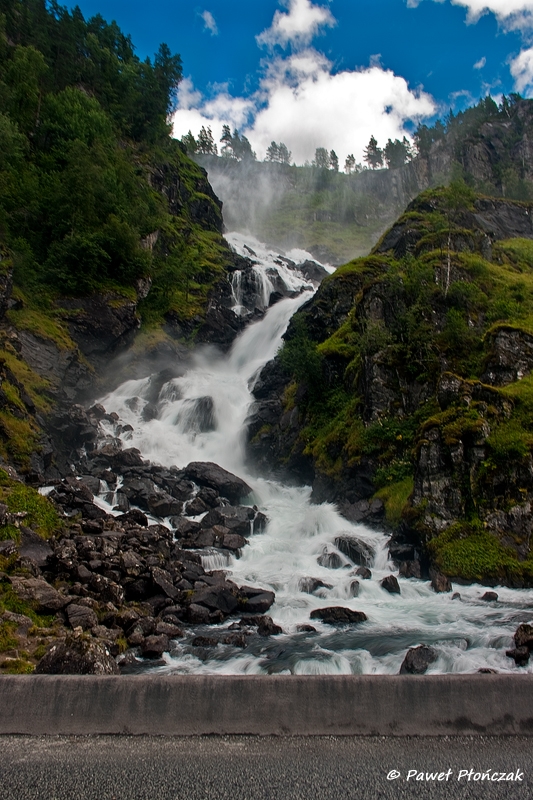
[95,232,533,675]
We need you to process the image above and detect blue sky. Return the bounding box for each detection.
[68,1,533,163]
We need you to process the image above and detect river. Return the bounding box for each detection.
[97,232,533,675]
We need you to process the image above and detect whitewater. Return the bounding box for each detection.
[98,232,533,676]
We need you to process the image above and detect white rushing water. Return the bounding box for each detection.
[99,233,533,676]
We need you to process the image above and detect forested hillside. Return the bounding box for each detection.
[194,95,533,265]
[0,0,233,325]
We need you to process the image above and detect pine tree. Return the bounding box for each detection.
[313,147,329,169]
[344,154,356,174]
[265,141,279,162]
[329,150,339,172]
[278,142,291,164]
[220,124,233,157]
[363,135,383,169]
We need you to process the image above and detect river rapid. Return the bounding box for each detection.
[98,232,533,676]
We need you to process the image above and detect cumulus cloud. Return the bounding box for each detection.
[510,46,533,94]
[473,56,486,68]
[173,49,436,164]
[408,0,533,30]
[201,10,218,36]
[256,0,335,49]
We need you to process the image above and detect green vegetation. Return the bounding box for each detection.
[0,0,231,332]
[0,468,61,539]
[275,184,533,584]
[428,520,533,584]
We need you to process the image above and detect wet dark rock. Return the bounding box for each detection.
[151,567,180,601]
[186,603,211,624]
[253,511,268,532]
[191,585,239,616]
[334,535,374,567]
[155,621,183,637]
[117,508,149,527]
[381,575,401,595]
[238,587,275,614]
[240,615,282,636]
[514,623,533,650]
[183,462,252,504]
[348,579,360,598]
[298,577,333,594]
[478,668,499,674]
[430,570,452,594]
[310,607,368,625]
[297,624,317,633]
[355,566,372,580]
[185,496,208,516]
[317,551,344,569]
[400,645,438,675]
[141,634,169,658]
[398,560,422,579]
[297,260,329,285]
[35,631,120,674]
[481,591,498,602]
[201,505,255,535]
[221,632,248,647]
[192,636,218,647]
[452,592,461,600]
[506,646,530,667]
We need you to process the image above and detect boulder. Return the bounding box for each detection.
[514,623,533,650]
[298,577,333,594]
[238,587,275,614]
[65,603,98,631]
[35,631,119,675]
[355,566,372,580]
[400,645,438,675]
[201,505,254,535]
[430,569,452,593]
[240,615,282,636]
[334,535,374,567]
[141,634,169,658]
[183,462,252,503]
[191,585,239,616]
[506,646,530,667]
[310,607,368,625]
[18,527,53,568]
[9,576,68,613]
[317,551,344,569]
[348,579,360,598]
[481,591,498,602]
[381,575,401,595]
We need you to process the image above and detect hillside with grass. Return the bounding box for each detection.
[247,182,533,587]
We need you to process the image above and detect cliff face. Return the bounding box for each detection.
[246,187,533,586]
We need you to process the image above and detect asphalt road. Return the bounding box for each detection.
[0,735,531,800]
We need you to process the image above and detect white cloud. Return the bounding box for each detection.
[173,50,436,164]
[201,10,218,36]
[409,0,533,30]
[256,0,335,49]
[473,56,486,68]
[510,46,533,94]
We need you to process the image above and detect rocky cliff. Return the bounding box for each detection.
[246,185,533,587]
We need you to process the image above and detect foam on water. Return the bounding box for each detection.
[99,233,533,676]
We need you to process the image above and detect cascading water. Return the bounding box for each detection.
[98,233,533,676]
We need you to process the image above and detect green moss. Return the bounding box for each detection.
[0,658,34,674]
[0,412,40,469]
[374,476,414,526]
[0,585,56,627]
[6,307,75,350]
[428,520,527,583]
[2,483,60,538]
[0,348,52,413]
[0,621,17,653]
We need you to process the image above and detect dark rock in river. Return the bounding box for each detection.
[183,461,252,503]
[481,591,498,602]
[310,607,368,625]
[506,646,530,667]
[334,535,374,567]
[514,623,533,650]
[430,569,452,593]
[400,645,438,675]
[298,577,333,594]
[381,575,401,595]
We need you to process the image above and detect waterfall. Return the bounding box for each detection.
[98,232,533,676]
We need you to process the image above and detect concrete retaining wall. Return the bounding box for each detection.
[1,675,533,736]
